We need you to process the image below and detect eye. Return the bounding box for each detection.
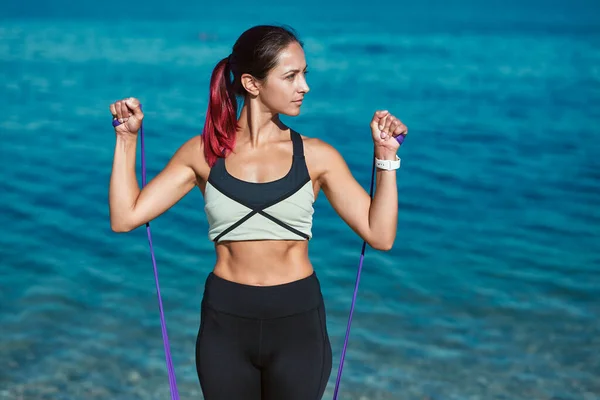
[286,74,295,80]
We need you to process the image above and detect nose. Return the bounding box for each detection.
[299,74,310,94]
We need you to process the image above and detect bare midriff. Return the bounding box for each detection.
[213,240,314,286]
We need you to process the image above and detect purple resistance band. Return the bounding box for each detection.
[113,109,403,400]
[332,133,403,399]
[113,107,180,400]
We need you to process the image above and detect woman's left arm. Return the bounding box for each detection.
[310,110,408,251]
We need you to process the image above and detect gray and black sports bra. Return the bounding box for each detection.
[203,130,314,242]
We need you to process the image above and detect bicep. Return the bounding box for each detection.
[128,141,199,230]
[319,146,373,241]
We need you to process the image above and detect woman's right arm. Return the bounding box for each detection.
[108,97,204,232]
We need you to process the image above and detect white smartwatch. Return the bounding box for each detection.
[375,155,401,170]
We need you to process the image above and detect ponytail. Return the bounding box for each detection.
[202,56,238,167]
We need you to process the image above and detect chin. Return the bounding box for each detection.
[281,107,302,117]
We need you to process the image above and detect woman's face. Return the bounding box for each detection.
[258,41,310,117]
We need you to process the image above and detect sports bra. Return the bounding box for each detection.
[203,130,315,242]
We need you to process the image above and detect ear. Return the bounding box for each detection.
[240,73,261,96]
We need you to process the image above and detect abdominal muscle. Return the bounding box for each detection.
[213,240,314,286]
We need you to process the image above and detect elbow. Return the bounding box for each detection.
[373,242,394,252]
[110,217,135,233]
[111,223,131,233]
[369,238,395,252]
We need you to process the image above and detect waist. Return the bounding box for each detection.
[202,270,323,319]
[213,240,313,286]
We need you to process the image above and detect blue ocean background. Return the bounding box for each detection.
[1,0,599,399]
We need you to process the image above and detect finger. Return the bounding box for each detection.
[109,103,117,118]
[115,101,123,121]
[382,120,397,140]
[371,110,389,126]
[388,118,400,136]
[120,100,131,121]
[383,115,395,133]
[381,115,396,139]
[125,97,139,110]
[378,114,390,132]
[125,97,144,120]
[119,100,129,123]
[378,116,390,139]
[395,123,408,136]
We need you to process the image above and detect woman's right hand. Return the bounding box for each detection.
[109,97,144,137]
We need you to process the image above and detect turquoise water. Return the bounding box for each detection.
[1,1,600,399]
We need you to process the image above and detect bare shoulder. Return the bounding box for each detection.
[299,133,341,158]
[174,135,210,182]
[179,134,204,157]
[298,133,345,180]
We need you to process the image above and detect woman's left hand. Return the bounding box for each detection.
[370,110,408,156]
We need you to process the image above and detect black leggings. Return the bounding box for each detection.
[195,272,332,400]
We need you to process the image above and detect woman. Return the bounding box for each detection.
[109,25,407,400]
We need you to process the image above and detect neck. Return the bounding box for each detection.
[237,98,286,148]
